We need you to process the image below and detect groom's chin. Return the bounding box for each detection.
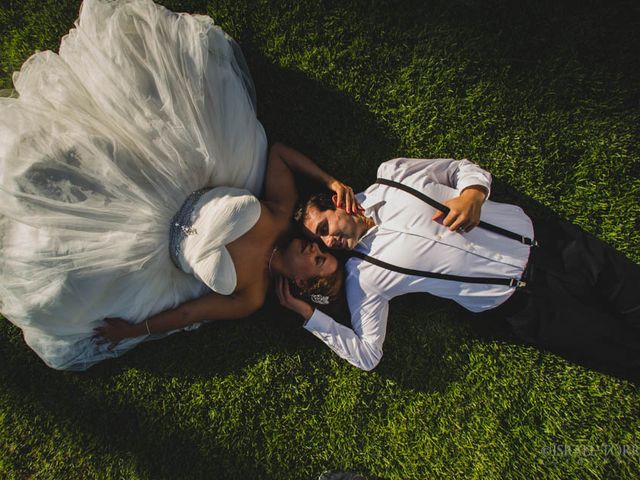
[343,238,356,250]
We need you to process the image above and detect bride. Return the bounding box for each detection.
[0,0,356,370]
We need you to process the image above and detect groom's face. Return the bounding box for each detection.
[303,205,363,250]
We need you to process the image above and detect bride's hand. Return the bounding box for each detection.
[327,179,360,214]
[93,317,136,351]
[275,276,314,321]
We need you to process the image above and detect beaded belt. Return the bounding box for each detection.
[169,188,213,269]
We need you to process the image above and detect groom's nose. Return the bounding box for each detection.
[316,235,330,248]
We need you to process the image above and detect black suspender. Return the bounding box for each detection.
[349,250,528,288]
[375,178,538,247]
[349,178,536,289]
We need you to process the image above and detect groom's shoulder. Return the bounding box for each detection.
[376,157,407,173]
[344,254,381,288]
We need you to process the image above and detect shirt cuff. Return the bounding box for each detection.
[457,177,491,200]
[303,308,333,333]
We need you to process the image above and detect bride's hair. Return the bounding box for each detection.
[291,259,348,320]
[301,263,344,303]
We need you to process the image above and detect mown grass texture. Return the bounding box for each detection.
[1,0,639,479]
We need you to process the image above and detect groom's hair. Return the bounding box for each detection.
[293,192,335,224]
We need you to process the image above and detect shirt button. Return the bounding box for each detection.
[435,234,442,241]
[495,254,503,261]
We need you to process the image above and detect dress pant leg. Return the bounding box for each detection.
[502,217,640,380]
[588,232,640,329]
[535,218,640,329]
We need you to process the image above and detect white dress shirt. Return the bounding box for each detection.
[303,158,534,371]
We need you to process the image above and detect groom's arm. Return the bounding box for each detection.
[377,157,492,195]
[276,272,389,371]
[302,280,390,371]
[377,158,491,232]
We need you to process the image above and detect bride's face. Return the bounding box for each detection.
[282,238,338,287]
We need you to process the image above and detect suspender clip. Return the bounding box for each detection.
[510,279,527,288]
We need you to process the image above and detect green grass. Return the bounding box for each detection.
[1,0,639,478]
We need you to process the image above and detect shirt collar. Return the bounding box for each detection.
[355,190,383,248]
[356,189,385,216]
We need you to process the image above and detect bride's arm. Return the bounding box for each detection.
[94,288,265,350]
[263,142,358,217]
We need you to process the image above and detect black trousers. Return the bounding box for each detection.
[477,217,640,381]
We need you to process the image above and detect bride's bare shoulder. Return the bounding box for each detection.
[257,199,291,229]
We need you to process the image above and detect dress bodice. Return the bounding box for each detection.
[170,186,261,295]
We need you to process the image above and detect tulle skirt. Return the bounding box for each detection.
[0,0,267,370]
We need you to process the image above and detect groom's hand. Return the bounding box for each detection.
[432,185,487,232]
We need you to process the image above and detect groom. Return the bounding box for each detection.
[281,157,640,379]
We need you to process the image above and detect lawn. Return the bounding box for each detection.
[1,0,639,479]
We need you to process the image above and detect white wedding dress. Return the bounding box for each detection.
[0,0,267,370]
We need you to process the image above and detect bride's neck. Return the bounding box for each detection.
[267,247,288,278]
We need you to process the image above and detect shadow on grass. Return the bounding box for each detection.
[0,323,271,479]
[373,295,473,392]
[246,46,403,193]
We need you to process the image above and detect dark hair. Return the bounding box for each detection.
[290,254,349,321]
[300,262,344,303]
[293,192,336,225]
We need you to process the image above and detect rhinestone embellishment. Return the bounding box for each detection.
[169,188,212,269]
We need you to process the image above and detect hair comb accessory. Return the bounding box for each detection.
[310,294,330,305]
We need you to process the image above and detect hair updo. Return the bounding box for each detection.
[291,255,348,321]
